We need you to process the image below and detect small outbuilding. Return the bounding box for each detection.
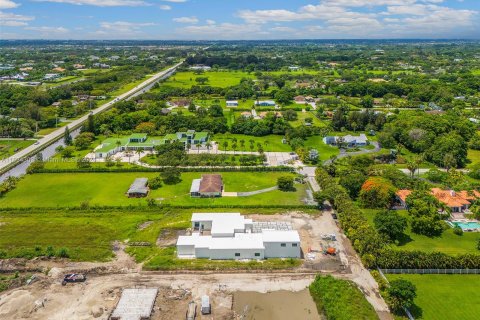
[127,178,149,198]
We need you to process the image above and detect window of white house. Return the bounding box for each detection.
[235,253,240,257]
[281,243,286,247]
[255,253,260,257]
[292,243,298,247]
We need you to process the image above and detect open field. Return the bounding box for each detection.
[467,148,480,167]
[0,208,316,262]
[0,171,307,207]
[386,274,480,320]
[163,71,254,88]
[362,209,479,255]
[0,139,36,158]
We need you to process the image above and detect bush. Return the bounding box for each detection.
[277,176,295,191]
[148,176,163,189]
[161,167,181,185]
[57,248,69,258]
[386,279,417,313]
[453,225,463,236]
[374,210,407,242]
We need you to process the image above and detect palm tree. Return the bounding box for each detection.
[239,139,245,152]
[186,142,191,152]
[264,140,269,151]
[136,147,143,162]
[249,142,255,152]
[406,159,418,178]
[222,141,228,152]
[205,142,212,153]
[116,140,122,152]
[195,142,201,154]
[232,142,237,154]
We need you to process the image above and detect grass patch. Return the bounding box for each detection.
[163,71,254,88]
[386,274,480,320]
[362,209,480,255]
[0,140,36,158]
[309,275,378,320]
[213,133,292,152]
[467,149,480,168]
[0,171,306,207]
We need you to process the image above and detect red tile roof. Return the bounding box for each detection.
[199,174,223,193]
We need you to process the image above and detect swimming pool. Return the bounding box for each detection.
[450,221,480,231]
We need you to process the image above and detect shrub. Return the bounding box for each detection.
[277,176,295,191]
[57,248,69,258]
[386,279,417,313]
[453,226,463,236]
[148,176,163,190]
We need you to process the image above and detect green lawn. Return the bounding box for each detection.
[290,111,325,127]
[304,136,340,161]
[163,71,254,88]
[0,172,307,207]
[467,149,480,168]
[362,209,479,255]
[386,274,480,320]
[213,133,292,152]
[0,140,36,158]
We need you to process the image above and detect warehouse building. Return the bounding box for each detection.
[176,213,301,260]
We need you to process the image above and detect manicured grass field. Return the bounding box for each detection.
[163,71,254,88]
[0,139,36,158]
[386,274,480,320]
[0,171,307,207]
[212,133,292,152]
[467,148,480,168]
[304,136,340,161]
[362,209,479,255]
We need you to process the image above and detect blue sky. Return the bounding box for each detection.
[1,0,479,39]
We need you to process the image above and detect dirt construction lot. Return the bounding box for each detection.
[0,211,390,320]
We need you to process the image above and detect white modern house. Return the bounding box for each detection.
[323,134,368,148]
[176,213,301,260]
[226,100,239,107]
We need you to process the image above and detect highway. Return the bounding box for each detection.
[0,61,183,176]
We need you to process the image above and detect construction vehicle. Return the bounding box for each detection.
[62,274,86,285]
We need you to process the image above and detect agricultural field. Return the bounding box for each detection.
[386,274,480,320]
[0,139,36,158]
[163,71,254,88]
[0,171,307,207]
[362,209,479,255]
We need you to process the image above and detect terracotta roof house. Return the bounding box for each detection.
[190,174,223,198]
[395,188,480,213]
[294,95,305,103]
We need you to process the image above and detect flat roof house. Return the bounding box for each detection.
[255,100,276,107]
[190,174,223,198]
[226,100,239,107]
[127,178,149,198]
[176,213,301,260]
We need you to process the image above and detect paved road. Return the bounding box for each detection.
[0,61,183,174]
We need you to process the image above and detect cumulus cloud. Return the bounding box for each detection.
[0,0,19,9]
[173,16,198,23]
[33,0,149,7]
[159,4,170,10]
[0,11,34,27]
[96,21,155,34]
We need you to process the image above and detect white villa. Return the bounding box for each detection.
[323,134,368,148]
[176,213,301,260]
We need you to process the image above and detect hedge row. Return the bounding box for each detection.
[32,166,294,174]
[376,250,480,269]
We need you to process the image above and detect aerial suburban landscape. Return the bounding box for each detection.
[0,0,480,319]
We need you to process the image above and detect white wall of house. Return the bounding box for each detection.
[207,248,265,260]
[177,244,195,256]
[264,242,301,258]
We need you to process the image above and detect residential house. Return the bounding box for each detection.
[255,100,276,107]
[395,188,480,213]
[189,65,211,71]
[294,95,306,104]
[176,213,301,260]
[126,178,149,198]
[190,174,224,198]
[226,100,239,107]
[323,134,368,148]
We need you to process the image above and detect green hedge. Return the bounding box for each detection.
[31,166,294,174]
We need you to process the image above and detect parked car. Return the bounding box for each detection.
[62,274,86,285]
